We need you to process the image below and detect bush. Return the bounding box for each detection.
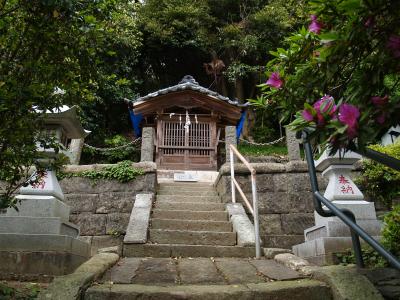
[58,160,144,183]
[81,134,140,164]
[382,204,400,259]
[357,141,400,208]
[335,247,386,268]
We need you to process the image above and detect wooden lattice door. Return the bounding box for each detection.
[156,118,217,170]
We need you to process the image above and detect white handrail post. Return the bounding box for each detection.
[230,146,236,203]
[251,171,261,259]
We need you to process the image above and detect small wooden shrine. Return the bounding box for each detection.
[130,76,246,170]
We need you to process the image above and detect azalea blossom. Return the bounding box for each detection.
[266,72,283,89]
[301,95,337,124]
[371,95,389,107]
[308,15,323,34]
[338,104,360,139]
[301,109,314,122]
[387,34,400,58]
[314,95,336,115]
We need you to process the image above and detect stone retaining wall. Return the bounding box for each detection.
[60,162,157,255]
[215,161,328,249]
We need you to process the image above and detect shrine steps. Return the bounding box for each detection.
[151,218,232,231]
[152,209,228,221]
[123,182,257,258]
[123,243,257,258]
[149,229,236,246]
[156,195,220,202]
[155,201,225,211]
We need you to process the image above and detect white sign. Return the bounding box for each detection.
[174,172,198,182]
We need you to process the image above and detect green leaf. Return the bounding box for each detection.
[319,32,339,43]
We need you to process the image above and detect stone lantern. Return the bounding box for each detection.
[16,105,89,201]
[37,105,90,164]
[0,105,91,277]
[293,150,382,265]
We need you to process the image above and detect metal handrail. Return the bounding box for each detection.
[229,144,262,258]
[302,131,400,270]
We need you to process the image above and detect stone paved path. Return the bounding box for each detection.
[100,257,303,285]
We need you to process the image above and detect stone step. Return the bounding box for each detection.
[123,243,258,258]
[156,195,221,203]
[151,218,232,232]
[149,229,236,246]
[0,233,90,257]
[157,190,218,196]
[0,216,79,237]
[155,201,225,211]
[158,185,215,191]
[152,209,228,221]
[86,280,330,299]
[157,187,218,196]
[158,182,213,188]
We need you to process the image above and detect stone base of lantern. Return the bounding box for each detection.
[293,201,382,266]
[293,235,381,266]
[0,192,90,277]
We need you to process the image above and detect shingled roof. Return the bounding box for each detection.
[131,75,248,108]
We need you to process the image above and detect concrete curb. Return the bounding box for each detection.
[226,203,255,246]
[273,253,384,300]
[310,265,384,300]
[124,193,154,244]
[38,252,119,300]
[86,279,331,300]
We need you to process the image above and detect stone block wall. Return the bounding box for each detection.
[215,161,329,249]
[60,162,157,255]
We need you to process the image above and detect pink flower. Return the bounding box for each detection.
[302,109,314,121]
[371,95,389,107]
[387,34,400,58]
[338,104,360,139]
[314,95,337,115]
[308,15,323,34]
[314,95,337,125]
[266,72,283,89]
[301,95,337,125]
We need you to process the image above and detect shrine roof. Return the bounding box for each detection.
[131,75,248,108]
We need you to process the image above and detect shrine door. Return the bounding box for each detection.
[156,118,217,170]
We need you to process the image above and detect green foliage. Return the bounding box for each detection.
[59,161,144,183]
[382,204,400,258]
[237,144,288,157]
[357,142,400,208]
[0,281,40,300]
[335,247,387,268]
[259,0,400,152]
[81,135,140,164]
[106,229,126,237]
[0,1,143,208]
[335,204,400,268]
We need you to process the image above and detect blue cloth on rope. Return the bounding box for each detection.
[129,110,143,137]
[236,111,246,142]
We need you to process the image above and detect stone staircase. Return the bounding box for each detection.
[123,182,255,257]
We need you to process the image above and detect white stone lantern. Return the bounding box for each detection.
[37,105,90,164]
[15,105,89,202]
[1,106,91,276]
[312,150,380,227]
[293,149,382,265]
